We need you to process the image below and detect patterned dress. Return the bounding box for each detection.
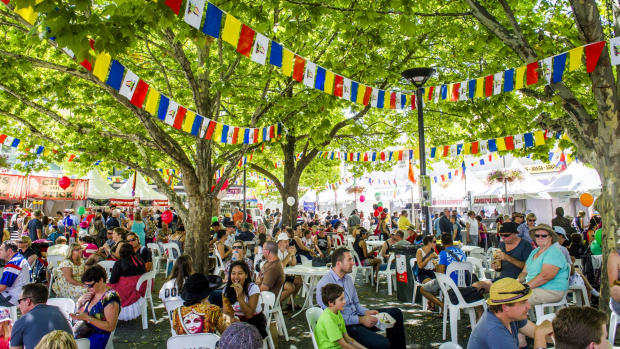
[53,259,87,302]
[171,301,225,335]
[78,289,121,349]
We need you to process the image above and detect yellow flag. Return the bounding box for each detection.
[447,84,453,101]
[16,0,41,26]
[282,49,294,76]
[569,47,584,72]
[515,66,526,89]
[324,71,335,95]
[144,89,160,114]
[356,85,365,104]
[222,14,241,47]
[463,143,471,155]
[414,148,420,160]
[493,152,499,160]
[93,52,112,81]
[257,128,263,142]
[237,128,245,144]
[475,78,484,98]
[214,123,223,142]
[496,138,506,151]
[43,149,51,156]
[183,111,196,133]
[533,130,545,145]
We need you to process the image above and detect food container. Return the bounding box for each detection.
[372,312,396,329]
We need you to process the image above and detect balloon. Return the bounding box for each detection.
[590,240,602,255]
[373,211,379,217]
[580,193,594,207]
[378,202,383,207]
[359,195,365,202]
[595,228,602,245]
[287,197,295,206]
[86,214,95,223]
[383,208,388,213]
[212,216,219,223]
[161,211,173,224]
[378,206,383,212]
[372,204,378,210]
[58,176,71,189]
[77,207,86,216]
[375,194,381,200]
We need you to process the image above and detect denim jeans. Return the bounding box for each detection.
[346,307,405,349]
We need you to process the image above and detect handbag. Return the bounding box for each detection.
[73,320,97,339]
[448,287,484,305]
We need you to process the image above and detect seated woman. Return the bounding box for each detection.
[85,228,126,267]
[126,232,152,272]
[313,226,332,258]
[353,228,381,283]
[222,261,267,338]
[172,273,235,335]
[53,243,87,302]
[378,232,397,271]
[18,236,37,267]
[107,243,147,321]
[80,236,98,259]
[254,233,270,258]
[291,228,315,263]
[71,265,121,349]
[159,254,193,302]
[224,241,254,282]
[517,224,569,305]
[169,219,186,252]
[416,236,440,311]
[214,230,232,261]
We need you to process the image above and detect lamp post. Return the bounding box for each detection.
[402,67,435,236]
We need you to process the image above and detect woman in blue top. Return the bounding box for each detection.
[129,211,146,246]
[517,224,569,306]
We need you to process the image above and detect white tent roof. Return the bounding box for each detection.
[317,189,336,205]
[476,159,550,200]
[437,173,488,200]
[81,170,133,200]
[299,190,317,203]
[546,162,601,198]
[116,173,167,200]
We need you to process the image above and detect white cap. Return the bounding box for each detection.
[277,233,289,242]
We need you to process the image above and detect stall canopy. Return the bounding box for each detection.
[299,190,317,211]
[434,173,488,207]
[81,170,133,200]
[476,159,550,200]
[545,162,602,198]
[116,173,167,200]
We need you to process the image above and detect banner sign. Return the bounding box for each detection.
[0,174,27,200]
[28,176,89,200]
[226,188,241,194]
[523,164,558,173]
[152,200,169,207]
[109,199,135,207]
[303,201,316,212]
[419,176,432,207]
[473,197,514,204]
[432,198,465,207]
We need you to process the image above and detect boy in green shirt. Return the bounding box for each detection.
[314,284,367,349]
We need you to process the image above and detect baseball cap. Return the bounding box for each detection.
[276,233,289,242]
[243,222,253,230]
[513,212,524,218]
[487,278,532,305]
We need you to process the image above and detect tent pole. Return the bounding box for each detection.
[503,156,509,214]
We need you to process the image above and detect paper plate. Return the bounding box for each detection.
[372,312,396,328]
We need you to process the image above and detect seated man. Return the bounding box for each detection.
[541,306,610,349]
[0,241,30,307]
[236,222,256,242]
[275,233,303,312]
[10,283,73,349]
[473,224,533,293]
[468,278,552,349]
[255,241,285,298]
[316,247,406,349]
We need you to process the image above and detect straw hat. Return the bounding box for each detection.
[487,278,532,305]
[528,223,558,243]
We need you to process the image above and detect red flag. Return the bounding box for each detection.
[205,120,217,139]
[79,39,95,71]
[390,92,396,109]
[585,41,606,73]
[485,75,493,97]
[363,153,368,162]
[380,152,386,161]
[292,56,305,82]
[172,106,187,129]
[236,24,255,57]
[443,146,449,157]
[0,135,6,143]
[408,161,416,184]
[363,86,372,106]
[452,83,460,101]
[334,75,344,97]
[1,0,9,5]
[165,0,183,15]
[427,86,435,101]
[130,80,149,108]
[232,127,240,143]
[398,150,403,161]
[411,95,416,110]
[526,61,539,85]
[441,174,446,181]
[68,154,76,162]
[505,136,515,150]
[253,129,259,144]
[269,125,275,139]
[472,141,479,154]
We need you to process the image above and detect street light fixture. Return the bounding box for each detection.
[402,67,435,236]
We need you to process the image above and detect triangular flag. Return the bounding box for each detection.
[165,0,183,15]
[585,41,606,73]
[184,0,206,30]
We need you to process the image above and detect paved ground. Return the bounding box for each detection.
[110,272,484,349]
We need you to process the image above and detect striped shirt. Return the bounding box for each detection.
[0,254,31,305]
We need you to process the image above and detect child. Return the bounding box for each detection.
[314,284,367,349]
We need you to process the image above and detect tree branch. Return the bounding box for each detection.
[143,34,174,98]
[284,0,472,16]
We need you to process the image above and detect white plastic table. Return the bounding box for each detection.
[461,245,483,254]
[284,265,331,318]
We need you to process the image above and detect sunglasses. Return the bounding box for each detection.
[83,282,95,288]
[534,234,549,238]
[127,238,137,242]
[500,234,513,238]
[232,246,244,250]
[17,297,30,304]
[528,220,536,222]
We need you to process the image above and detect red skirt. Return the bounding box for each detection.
[108,275,146,307]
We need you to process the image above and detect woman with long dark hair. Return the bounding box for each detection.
[159,254,193,302]
[107,243,146,321]
[221,261,267,338]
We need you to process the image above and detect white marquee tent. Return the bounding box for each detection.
[477,159,551,200]
[545,162,602,198]
[116,173,167,200]
[81,169,133,200]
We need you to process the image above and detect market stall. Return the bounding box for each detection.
[116,173,168,206]
[28,174,89,214]
[0,173,27,220]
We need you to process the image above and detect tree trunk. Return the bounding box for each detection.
[184,192,216,273]
[593,157,620,313]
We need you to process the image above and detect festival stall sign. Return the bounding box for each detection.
[28,176,89,200]
[109,198,137,207]
[0,174,28,200]
[152,200,169,207]
[432,198,466,207]
[473,197,514,204]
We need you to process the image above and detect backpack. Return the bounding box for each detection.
[99,227,108,241]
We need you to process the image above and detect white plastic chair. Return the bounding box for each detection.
[166,333,220,349]
[146,243,162,274]
[609,312,619,343]
[536,313,556,325]
[213,247,225,278]
[410,258,428,311]
[376,253,396,295]
[466,257,487,281]
[485,247,499,270]
[47,298,75,324]
[436,273,487,343]
[306,307,323,349]
[162,242,181,278]
[350,249,374,286]
[164,299,184,335]
[136,270,157,329]
[261,288,288,341]
[253,254,262,279]
[47,255,64,296]
[259,291,277,349]
[445,262,473,287]
[568,284,590,307]
[105,330,115,349]
[76,338,90,349]
[529,288,568,322]
[332,235,343,247]
[97,260,115,281]
[438,343,463,349]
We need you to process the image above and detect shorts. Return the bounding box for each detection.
[285,275,295,283]
[417,269,436,284]
[527,288,565,306]
[422,279,441,294]
[359,259,373,267]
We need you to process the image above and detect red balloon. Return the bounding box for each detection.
[58,176,71,189]
[86,214,96,223]
[221,179,229,191]
[378,206,383,212]
[161,211,173,224]
[373,211,379,217]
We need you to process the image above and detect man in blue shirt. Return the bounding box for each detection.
[316,248,406,349]
[468,278,552,349]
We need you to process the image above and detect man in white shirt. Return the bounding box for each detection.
[276,233,303,308]
[46,237,69,256]
[465,211,479,246]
